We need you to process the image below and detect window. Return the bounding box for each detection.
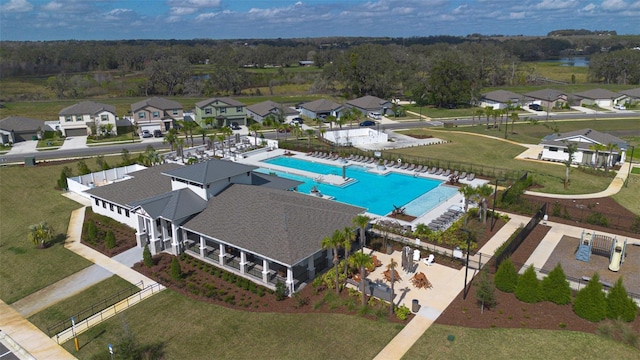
[236,107,243,112]
[125,210,130,218]
[76,115,83,122]
[66,116,72,122]
[138,112,145,119]
[117,207,122,215]
[109,204,114,211]
[205,108,212,115]
[102,201,107,208]
[220,108,226,113]
[101,115,108,122]
[172,109,179,115]
[549,147,558,152]
[152,111,160,118]
[94,198,99,206]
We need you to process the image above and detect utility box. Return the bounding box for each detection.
[24,157,36,167]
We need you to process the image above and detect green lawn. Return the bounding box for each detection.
[612,173,640,215]
[27,275,134,334]
[403,324,639,360]
[62,290,403,360]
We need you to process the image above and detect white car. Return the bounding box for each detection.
[613,104,626,110]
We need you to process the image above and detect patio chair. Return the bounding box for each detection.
[413,249,421,262]
[368,157,376,164]
[435,168,443,175]
[383,159,390,166]
[459,172,467,179]
[428,167,437,174]
[421,166,429,173]
[423,254,435,266]
[467,173,475,181]
[347,154,354,160]
[407,164,415,171]
[443,169,451,177]
[453,170,459,177]
[400,163,409,170]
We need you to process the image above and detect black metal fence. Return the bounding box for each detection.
[494,203,547,269]
[47,281,143,337]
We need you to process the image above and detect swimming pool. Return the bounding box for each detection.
[258,156,458,217]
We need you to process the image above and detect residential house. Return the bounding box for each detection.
[59,101,117,137]
[84,159,364,294]
[131,97,183,134]
[574,89,620,107]
[615,88,640,107]
[246,100,298,124]
[524,89,568,109]
[478,90,526,109]
[195,97,246,127]
[0,116,46,144]
[539,128,628,167]
[299,99,343,119]
[345,95,392,117]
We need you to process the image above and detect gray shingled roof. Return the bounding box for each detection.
[619,88,640,98]
[574,89,620,100]
[59,101,116,116]
[163,159,257,185]
[300,99,342,113]
[251,173,303,190]
[183,184,364,265]
[130,188,207,223]
[346,95,390,110]
[195,97,245,109]
[0,116,45,132]
[481,90,525,103]
[85,163,183,206]
[540,128,628,151]
[131,97,183,112]
[524,89,566,101]
[246,101,298,117]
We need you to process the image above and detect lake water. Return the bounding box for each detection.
[543,57,590,67]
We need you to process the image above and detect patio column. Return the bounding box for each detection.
[218,243,226,265]
[286,267,294,295]
[262,259,270,283]
[135,214,146,248]
[149,218,161,255]
[239,251,247,274]
[199,235,206,258]
[307,257,315,279]
[171,222,180,255]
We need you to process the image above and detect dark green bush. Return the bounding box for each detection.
[585,212,609,227]
[143,245,153,267]
[105,230,116,249]
[275,280,287,301]
[86,221,97,242]
[573,273,607,322]
[541,263,572,305]
[515,265,541,303]
[607,278,638,322]
[170,257,182,280]
[631,216,640,234]
[494,258,518,293]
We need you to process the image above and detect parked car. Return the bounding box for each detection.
[231,122,241,130]
[319,114,330,123]
[368,112,382,120]
[153,130,163,138]
[277,126,291,133]
[613,104,626,110]
[290,117,303,125]
[528,104,543,111]
[359,120,376,127]
[141,130,153,138]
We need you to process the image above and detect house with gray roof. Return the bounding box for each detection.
[299,99,343,120]
[0,116,46,144]
[615,88,640,107]
[524,89,568,109]
[246,100,298,124]
[345,95,392,117]
[131,97,183,134]
[84,158,363,294]
[195,97,246,127]
[478,90,526,109]
[58,101,117,137]
[539,128,629,166]
[574,89,620,107]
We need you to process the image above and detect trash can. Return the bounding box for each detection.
[412,299,420,313]
[386,244,393,255]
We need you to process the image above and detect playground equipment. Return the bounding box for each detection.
[575,231,593,262]
[608,237,627,272]
[576,231,616,261]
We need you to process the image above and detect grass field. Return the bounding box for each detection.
[402,324,639,360]
[27,275,133,334]
[612,173,640,215]
[61,290,403,359]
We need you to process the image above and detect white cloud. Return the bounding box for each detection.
[1,0,33,12]
[42,1,63,11]
[167,0,221,7]
[170,6,197,15]
[509,12,525,19]
[535,0,578,10]
[601,0,628,10]
[195,12,218,21]
[582,3,598,11]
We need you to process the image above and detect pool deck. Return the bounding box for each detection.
[238,149,489,228]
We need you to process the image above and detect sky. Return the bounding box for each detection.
[0,0,638,41]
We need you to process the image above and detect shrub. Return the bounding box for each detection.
[143,245,153,267]
[573,272,607,322]
[474,267,496,312]
[515,265,541,303]
[57,169,69,190]
[606,278,638,322]
[105,230,116,249]
[585,212,609,227]
[293,292,309,308]
[631,216,640,234]
[541,263,572,305]
[170,257,182,280]
[395,305,411,320]
[494,258,518,293]
[86,221,97,242]
[275,280,287,301]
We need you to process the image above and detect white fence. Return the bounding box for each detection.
[67,164,145,198]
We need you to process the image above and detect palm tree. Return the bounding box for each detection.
[476,183,494,223]
[292,124,303,147]
[176,138,185,163]
[325,115,336,130]
[386,258,398,315]
[350,108,362,127]
[484,107,492,128]
[196,127,207,145]
[28,221,54,248]
[563,142,578,189]
[349,252,373,307]
[179,120,197,148]
[163,128,178,151]
[458,184,477,212]
[305,129,315,148]
[248,123,261,146]
[589,143,606,169]
[352,214,371,253]
[216,134,226,155]
[343,227,354,277]
[509,112,519,136]
[604,143,618,174]
[203,117,216,129]
[220,126,233,152]
[321,230,344,294]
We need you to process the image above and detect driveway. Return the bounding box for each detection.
[59,135,88,150]
[7,140,38,155]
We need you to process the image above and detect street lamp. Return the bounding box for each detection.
[626,145,635,187]
[462,229,472,300]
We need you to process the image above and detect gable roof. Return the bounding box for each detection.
[131,97,183,112]
[618,88,640,98]
[246,101,298,117]
[130,188,207,223]
[346,95,390,110]
[59,101,116,116]
[162,159,257,185]
[183,184,364,265]
[85,163,183,206]
[251,172,303,190]
[574,89,620,100]
[195,97,245,109]
[524,89,566,101]
[0,116,45,132]
[540,128,628,150]
[300,99,342,113]
[482,90,525,104]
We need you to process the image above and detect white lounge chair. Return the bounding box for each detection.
[413,249,421,262]
[423,254,435,266]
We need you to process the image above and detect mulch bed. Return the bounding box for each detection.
[436,224,640,334]
[80,208,137,257]
[133,253,412,324]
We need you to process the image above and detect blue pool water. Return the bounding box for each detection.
[258,156,458,217]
